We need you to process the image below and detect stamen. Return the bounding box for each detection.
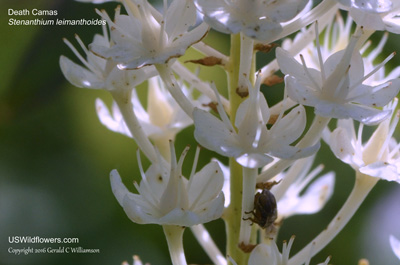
[300,54,321,91]
[63,37,103,78]
[357,122,364,158]
[296,164,325,193]
[351,52,395,90]
[189,146,201,181]
[169,140,177,177]
[332,65,350,98]
[75,35,104,74]
[177,145,190,177]
[211,83,235,133]
[136,149,159,207]
[315,22,326,82]
[367,32,388,62]
[378,110,400,160]
[101,22,109,43]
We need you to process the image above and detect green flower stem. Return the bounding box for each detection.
[257,115,331,183]
[112,90,157,163]
[224,158,245,265]
[237,34,254,96]
[288,172,378,265]
[224,33,246,265]
[163,225,187,265]
[239,167,257,245]
[224,33,255,265]
[157,64,195,119]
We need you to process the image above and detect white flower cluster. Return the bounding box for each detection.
[60,0,400,264]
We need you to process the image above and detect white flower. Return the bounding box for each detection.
[121,255,148,265]
[242,237,331,265]
[193,78,319,169]
[96,76,199,141]
[277,28,400,125]
[327,100,400,182]
[76,0,118,3]
[275,159,335,220]
[60,25,154,91]
[110,143,225,226]
[336,0,400,33]
[194,0,309,40]
[90,0,209,69]
[390,235,400,260]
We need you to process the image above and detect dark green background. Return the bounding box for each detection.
[1,1,400,264]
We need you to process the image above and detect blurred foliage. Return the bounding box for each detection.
[1,1,400,265]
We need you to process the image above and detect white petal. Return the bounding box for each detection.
[248,243,278,265]
[329,127,359,166]
[143,162,171,201]
[236,152,274,169]
[285,76,320,107]
[112,14,142,44]
[266,0,308,22]
[390,235,400,260]
[241,20,282,40]
[345,104,392,125]
[110,169,130,206]
[195,0,242,34]
[350,7,386,30]
[384,17,400,34]
[269,105,306,144]
[193,108,242,158]
[59,56,105,89]
[90,42,142,65]
[188,162,224,208]
[166,0,197,40]
[276,47,305,77]
[122,195,160,224]
[315,101,391,125]
[196,192,225,223]
[267,143,320,160]
[96,99,132,137]
[323,49,364,83]
[157,193,224,226]
[352,79,400,107]
[359,161,399,181]
[106,65,154,90]
[235,91,270,128]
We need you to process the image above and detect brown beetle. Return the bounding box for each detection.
[244,188,277,229]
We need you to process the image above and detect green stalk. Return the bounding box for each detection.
[223,33,256,265]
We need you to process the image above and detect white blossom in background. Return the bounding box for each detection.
[76,0,118,3]
[90,0,208,69]
[390,235,400,260]
[284,14,400,88]
[276,168,335,220]
[110,143,224,226]
[193,78,319,169]
[336,0,400,33]
[121,255,148,265]
[277,27,400,125]
[327,101,400,182]
[95,76,203,141]
[194,0,309,40]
